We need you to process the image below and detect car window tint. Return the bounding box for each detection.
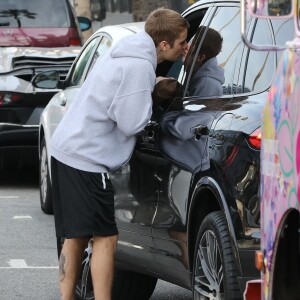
[182,26,209,88]
[165,8,212,85]
[87,36,112,75]
[242,19,275,93]
[0,0,69,27]
[211,7,241,95]
[69,37,101,87]
[186,7,241,96]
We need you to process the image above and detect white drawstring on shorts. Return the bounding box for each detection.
[101,173,106,189]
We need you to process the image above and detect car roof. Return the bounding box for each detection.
[186,0,239,8]
[182,0,239,15]
[91,22,145,43]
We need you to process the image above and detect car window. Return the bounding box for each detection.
[185,6,242,96]
[0,0,69,27]
[87,36,112,75]
[210,7,241,95]
[69,37,101,87]
[165,8,210,82]
[241,19,276,93]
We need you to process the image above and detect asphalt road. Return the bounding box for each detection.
[0,168,192,300]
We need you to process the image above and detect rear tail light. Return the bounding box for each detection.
[0,92,23,105]
[69,38,81,46]
[255,250,264,271]
[248,128,261,149]
[69,29,82,46]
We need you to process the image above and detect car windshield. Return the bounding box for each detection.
[0,0,69,28]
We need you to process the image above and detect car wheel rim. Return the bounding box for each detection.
[193,230,224,300]
[76,241,94,299]
[40,146,48,205]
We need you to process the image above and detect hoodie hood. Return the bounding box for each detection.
[189,57,225,97]
[194,57,225,83]
[111,30,157,71]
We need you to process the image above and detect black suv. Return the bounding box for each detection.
[108,2,293,299]
[103,3,293,298]
[36,0,294,299]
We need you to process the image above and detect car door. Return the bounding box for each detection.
[150,4,244,283]
[113,120,162,267]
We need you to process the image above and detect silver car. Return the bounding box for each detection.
[0,46,80,169]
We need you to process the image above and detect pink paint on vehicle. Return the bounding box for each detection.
[241,0,300,299]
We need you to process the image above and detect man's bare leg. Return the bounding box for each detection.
[91,235,118,300]
[59,237,90,300]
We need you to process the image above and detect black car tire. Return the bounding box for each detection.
[75,246,158,300]
[192,211,241,300]
[76,270,158,300]
[39,137,53,214]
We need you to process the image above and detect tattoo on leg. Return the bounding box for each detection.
[59,253,66,282]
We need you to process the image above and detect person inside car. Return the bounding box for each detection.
[50,8,189,300]
[187,26,225,97]
[153,26,224,112]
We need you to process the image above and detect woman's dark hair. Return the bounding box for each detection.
[198,26,223,61]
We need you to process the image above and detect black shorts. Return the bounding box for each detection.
[51,157,118,238]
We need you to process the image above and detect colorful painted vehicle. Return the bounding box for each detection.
[241,0,300,298]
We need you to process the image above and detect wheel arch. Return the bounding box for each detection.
[271,208,300,299]
[187,176,242,275]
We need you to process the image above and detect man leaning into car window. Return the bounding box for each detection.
[50,8,189,300]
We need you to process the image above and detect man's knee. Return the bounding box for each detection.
[63,237,90,252]
[93,235,118,248]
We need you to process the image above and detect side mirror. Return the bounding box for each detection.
[248,0,293,17]
[32,71,60,89]
[240,0,293,51]
[78,16,92,32]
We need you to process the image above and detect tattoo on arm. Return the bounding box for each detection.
[59,253,66,282]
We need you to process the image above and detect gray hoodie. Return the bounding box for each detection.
[51,30,157,173]
[189,57,225,97]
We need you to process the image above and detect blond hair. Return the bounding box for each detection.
[145,8,189,47]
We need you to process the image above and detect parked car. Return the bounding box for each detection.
[35,1,294,298]
[0,0,91,47]
[0,46,81,170]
